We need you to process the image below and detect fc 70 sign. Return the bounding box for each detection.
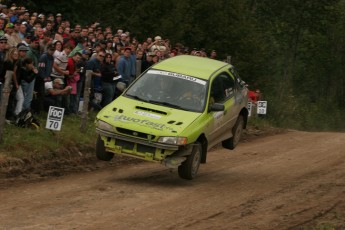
[46,106,65,131]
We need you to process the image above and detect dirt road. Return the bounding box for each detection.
[1,130,345,229]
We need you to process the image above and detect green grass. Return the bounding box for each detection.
[247,115,276,130]
[0,112,279,161]
[0,111,98,159]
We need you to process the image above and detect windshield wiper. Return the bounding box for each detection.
[126,94,148,102]
[148,100,187,110]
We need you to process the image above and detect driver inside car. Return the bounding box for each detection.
[152,76,176,101]
[178,82,203,109]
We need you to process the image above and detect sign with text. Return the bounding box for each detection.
[257,101,267,115]
[46,106,65,131]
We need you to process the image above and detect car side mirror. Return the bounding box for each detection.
[208,103,225,112]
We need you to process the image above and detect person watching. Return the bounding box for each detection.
[44,78,72,111]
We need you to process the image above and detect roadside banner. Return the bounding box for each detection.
[257,101,267,115]
[46,106,65,131]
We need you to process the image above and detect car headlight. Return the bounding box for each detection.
[157,136,187,145]
[96,120,114,132]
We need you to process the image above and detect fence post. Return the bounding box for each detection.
[80,70,92,132]
[0,71,13,143]
[136,60,141,78]
[226,56,232,64]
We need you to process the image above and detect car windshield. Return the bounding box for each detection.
[125,69,208,112]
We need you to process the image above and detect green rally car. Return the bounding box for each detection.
[95,55,249,180]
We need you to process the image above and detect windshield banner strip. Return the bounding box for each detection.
[148,70,206,85]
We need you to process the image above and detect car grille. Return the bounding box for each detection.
[116,127,155,140]
[116,139,134,150]
[115,139,156,154]
[137,144,156,153]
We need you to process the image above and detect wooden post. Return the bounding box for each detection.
[226,56,232,64]
[0,71,13,143]
[136,60,141,78]
[80,70,92,132]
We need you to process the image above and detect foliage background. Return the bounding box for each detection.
[5,0,345,130]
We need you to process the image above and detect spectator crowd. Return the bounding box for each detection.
[0,3,219,121]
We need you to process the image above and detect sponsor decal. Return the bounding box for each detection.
[148,70,206,85]
[114,115,176,132]
[213,111,223,127]
[213,111,223,120]
[134,111,161,119]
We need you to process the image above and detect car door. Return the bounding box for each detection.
[207,71,237,148]
[229,67,248,112]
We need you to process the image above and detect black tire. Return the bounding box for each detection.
[222,115,244,150]
[178,142,202,180]
[96,135,114,161]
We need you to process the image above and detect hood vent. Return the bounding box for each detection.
[167,120,183,125]
[111,107,123,113]
[135,106,167,115]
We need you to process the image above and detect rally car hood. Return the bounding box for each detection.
[96,96,203,136]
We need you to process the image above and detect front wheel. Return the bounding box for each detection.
[96,135,114,161]
[178,142,202,180]
[222,115,244,150]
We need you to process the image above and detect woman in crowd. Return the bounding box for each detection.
[100,53,118,106]
[105,40,113,55]
[54,25,64,43]
[53,40,63,58]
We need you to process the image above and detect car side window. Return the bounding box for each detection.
[210,72,235,104]
[229,67,245,89]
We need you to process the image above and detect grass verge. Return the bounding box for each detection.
[0,113,282,180]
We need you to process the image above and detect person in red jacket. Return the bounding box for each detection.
[248,90,256,103]
[66,52,82,114]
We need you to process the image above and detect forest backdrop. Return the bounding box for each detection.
[6,0,345,130]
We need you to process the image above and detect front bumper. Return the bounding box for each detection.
[96,128,179,161]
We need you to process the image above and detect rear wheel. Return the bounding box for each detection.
[96,135,114,161]
[222,115,244,150]
[178,142,202,180]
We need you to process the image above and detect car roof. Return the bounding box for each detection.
[152,55,230,80]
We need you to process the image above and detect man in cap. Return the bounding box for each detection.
[120,33,128,47]
[53,13,62,32]
[4,22,17,47]
[0,35,7,57]
[148,35,167,53]
[12,20,22,44]
[37,14,45,23]
[117,29,123,36]
[44,78,72,111]
[56,13,62,20]
[18,21,27,39]
[21,32,32,46]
